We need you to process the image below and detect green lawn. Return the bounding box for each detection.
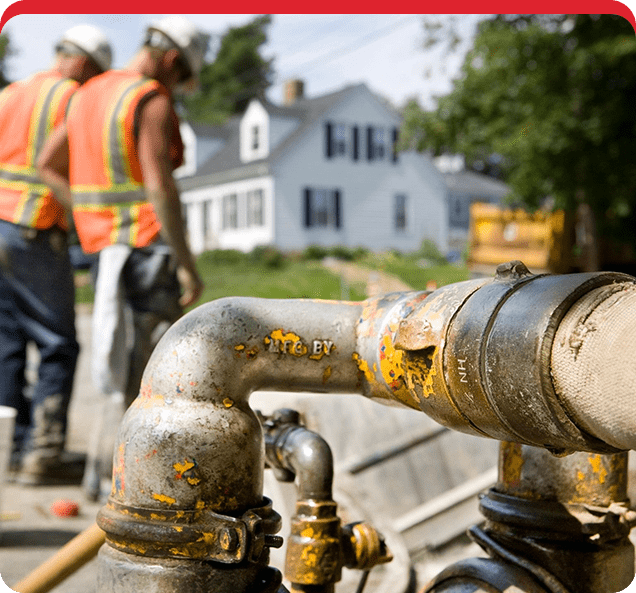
[75,252,368,306]
[194,257,368,304]
[75,248,470,306]
[358,252,470,290]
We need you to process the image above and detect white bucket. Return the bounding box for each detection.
[0,405,17,542]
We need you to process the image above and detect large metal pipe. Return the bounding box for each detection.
[97,264,636,592]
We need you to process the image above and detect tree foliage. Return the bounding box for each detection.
[182,15,273,124]
[0,32,13,88]
[401,15,636,247]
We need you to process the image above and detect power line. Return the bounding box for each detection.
[277,15,421,76]
[184,15,426,114]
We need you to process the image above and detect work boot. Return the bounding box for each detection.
[17,450,86,486]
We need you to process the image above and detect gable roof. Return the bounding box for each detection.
[178,83,387,191]
[444,169,510,200]
[186,121,229,139]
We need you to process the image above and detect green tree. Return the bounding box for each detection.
[0,32,14,88]
[183,15,273,124]
[401,15,636,267]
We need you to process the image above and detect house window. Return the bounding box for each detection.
[222,194,238,229]
[202,200,212,240]
[334,124,346,156]
[251,126,260,151]
[367,126,386,161]
[303,187,341,229]
[325,121,347,159]
[247,189,264,227]
[394,194,407,231]
[374,128,385,159]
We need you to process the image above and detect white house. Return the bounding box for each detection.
[176,80,449,255]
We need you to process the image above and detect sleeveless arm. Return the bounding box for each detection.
[137,92,203,308]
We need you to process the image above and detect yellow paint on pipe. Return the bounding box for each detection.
[174,460,195,474]
[588,454,608,484]
[153,493,176,505]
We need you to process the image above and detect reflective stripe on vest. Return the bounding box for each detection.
[69,73,173,253]
[0,74,76,228]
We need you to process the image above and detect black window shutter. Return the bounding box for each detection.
[352,126,359,161]
[304,188,312,227]
[325,122,333,158]
[334,190,341,229]
[392,127,399,163]
[366,126,374,161]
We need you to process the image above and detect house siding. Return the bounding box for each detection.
[183,176,275,253]
[180,84,448,255]
[272,89,447,252]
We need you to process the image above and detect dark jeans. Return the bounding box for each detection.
[0,219,79,458]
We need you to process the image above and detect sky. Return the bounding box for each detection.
[0,13,484,110]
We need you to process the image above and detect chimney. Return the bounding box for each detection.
[283,79,304,105]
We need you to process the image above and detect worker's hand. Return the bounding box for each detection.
[177,266,204,308]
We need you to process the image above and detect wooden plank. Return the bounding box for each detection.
[392,466,497,553]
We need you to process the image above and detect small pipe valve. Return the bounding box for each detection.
[341,521,393,571]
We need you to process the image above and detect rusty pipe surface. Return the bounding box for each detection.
[105,293,428,516]
[106,266,636,516]
[473,444,636,593]
[395,263,636,453]
[261,409,392,591]
[98,264,636,591]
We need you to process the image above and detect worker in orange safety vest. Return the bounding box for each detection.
[38,15,206,500]
[0,25,112,485]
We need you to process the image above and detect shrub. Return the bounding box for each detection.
[328,245,356,261]
[302,245,329,260]
[198,249,249,265]
[417,239,447,265]
[251,245,287,268]
[351,246,370,261]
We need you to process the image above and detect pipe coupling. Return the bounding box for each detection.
[395,264,635,454]
[285,500,342,586]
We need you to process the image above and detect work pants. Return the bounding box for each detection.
[0,219,79,461]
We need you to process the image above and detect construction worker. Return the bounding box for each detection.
[38,15,206,500]
[0,25,112,485]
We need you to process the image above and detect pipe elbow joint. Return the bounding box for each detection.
[109,298,266,513]
[278,427,334,501]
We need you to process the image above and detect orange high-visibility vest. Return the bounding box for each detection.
[67,70,184,254]
[0,70,78,229]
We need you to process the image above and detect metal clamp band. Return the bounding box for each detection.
[97,497,282,564]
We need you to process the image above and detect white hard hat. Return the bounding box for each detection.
[146,15,209,81]
[57,24,112,72]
